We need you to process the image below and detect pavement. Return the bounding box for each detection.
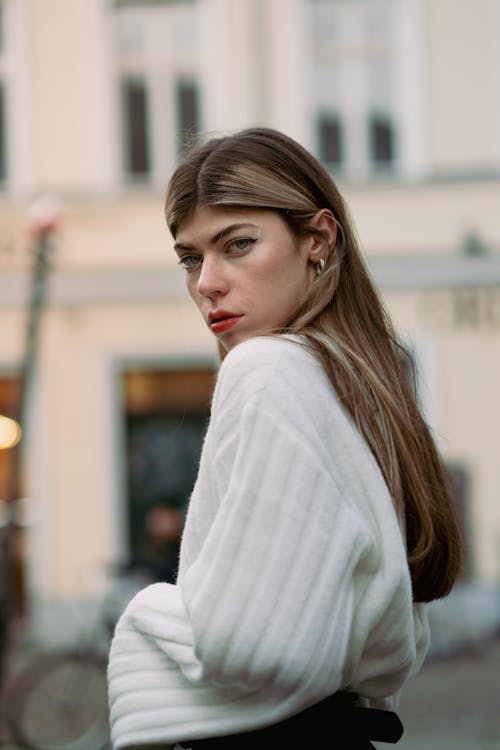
[1,631,499,749]
[387,635,500,750]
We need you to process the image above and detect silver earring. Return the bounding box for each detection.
[316,258,326,277]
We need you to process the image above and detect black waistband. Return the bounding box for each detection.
[182,691,404,749]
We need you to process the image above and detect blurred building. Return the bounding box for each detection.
[0,0,499,640]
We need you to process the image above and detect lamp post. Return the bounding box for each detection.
[0,196,60,715]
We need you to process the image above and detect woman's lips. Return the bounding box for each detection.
[209,313,242,334]
[210,316,242,334]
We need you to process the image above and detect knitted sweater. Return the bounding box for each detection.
[107,336,430,749]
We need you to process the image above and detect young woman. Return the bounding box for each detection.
[107,128,463,749]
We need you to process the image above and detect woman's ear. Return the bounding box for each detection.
[305,209,338,263]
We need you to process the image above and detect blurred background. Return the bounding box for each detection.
[0,0,499,748]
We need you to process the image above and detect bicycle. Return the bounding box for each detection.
[4,564,151,750]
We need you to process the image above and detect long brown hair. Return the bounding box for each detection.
[165,127,463,602]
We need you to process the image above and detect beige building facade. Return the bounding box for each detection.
[0,0,500,637]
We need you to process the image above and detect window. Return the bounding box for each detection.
[445,462,472,579]
[0,82,6,182]
[369,114,395,166]
[399,345,419,404]
[122,77,151,177]
[318,113,343,166]
[0,0,35,191]
[114,1,201,185]
[175,78,200,156]
[310,0,400,179]
[0,1,6,184]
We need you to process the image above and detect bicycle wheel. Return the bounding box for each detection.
[6,649,111,750]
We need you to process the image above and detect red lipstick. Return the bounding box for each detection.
[208,311,242,334]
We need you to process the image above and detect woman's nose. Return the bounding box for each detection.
[196,255,228,298]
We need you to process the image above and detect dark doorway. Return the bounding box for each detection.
[122,367,215,582]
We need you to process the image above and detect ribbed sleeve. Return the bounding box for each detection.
[108,336,429,749]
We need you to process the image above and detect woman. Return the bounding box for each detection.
[107,128,463,749]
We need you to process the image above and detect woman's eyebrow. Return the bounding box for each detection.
[173,240,195,253]
[174,223,258,253]
[211,223,258,244]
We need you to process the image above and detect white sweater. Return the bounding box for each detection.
[107,336,429,749]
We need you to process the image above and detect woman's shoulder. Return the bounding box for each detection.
[212,335,324,415]
[221,334,313,372]
[217,335,317,388]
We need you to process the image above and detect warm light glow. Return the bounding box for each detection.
[0,415,22,449]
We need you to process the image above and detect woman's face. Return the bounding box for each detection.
[174,205,317,351]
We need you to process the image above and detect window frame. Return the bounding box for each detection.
[310,0,426,182]
[113,1,202,187]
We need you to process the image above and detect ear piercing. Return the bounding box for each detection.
[316,258,326,277]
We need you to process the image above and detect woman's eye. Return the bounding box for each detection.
[178,255,202,271]
[228,238,256,253]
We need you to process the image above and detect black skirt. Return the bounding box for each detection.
[180,691,404,749]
